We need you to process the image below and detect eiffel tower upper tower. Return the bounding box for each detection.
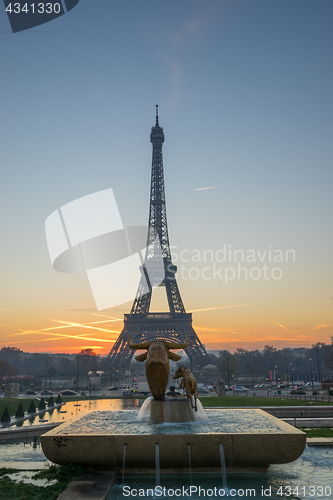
[105,107,207,370]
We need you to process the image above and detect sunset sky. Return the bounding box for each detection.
[0,0,332,355]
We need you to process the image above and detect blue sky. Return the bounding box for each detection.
[0,0,332,353]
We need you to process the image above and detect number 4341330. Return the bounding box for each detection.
[6,3,62,14]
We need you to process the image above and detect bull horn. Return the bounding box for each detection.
[128,336,152,350]
[165,335,189,350]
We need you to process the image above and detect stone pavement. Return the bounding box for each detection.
[57,472,116,500]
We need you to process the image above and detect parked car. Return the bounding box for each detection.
[25,390,36,395]
[305,382,320,388]
[108,386,119,391]
[232,385,249,392]
[60,390,76,396]
[290,387,306,395]
[197,388,209,394]
[40,390,53,395]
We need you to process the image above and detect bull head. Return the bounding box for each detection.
[128,336,188,400]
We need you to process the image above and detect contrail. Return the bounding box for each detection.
[194,186,219,191]
[49,319,120,334]
[272,322,288,330]
[194,326,239,334]
[9,330,116,342]
[90,313,122,322]
[188,303,260,313]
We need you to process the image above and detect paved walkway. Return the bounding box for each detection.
[0,461,49,470]
[307,437,333,446]
[283,417,333,427]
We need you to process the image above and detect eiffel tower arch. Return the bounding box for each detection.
[105,107,208,371]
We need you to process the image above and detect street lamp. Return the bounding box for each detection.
[290,363,293,386]
[45,359,48,390]
[309,358,314,396]
[76,355,80,393]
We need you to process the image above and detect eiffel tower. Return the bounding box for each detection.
[105,107,207,370]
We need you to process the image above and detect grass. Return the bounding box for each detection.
[199,396,333,407]
[0,399,41,418]
[298,427,333,438]
[0,464,85,500]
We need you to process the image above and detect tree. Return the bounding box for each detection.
[79,349,97,357]
[216,351,237,386]
[323,345,333,371]
[0,347,22,369]
[78,349,98,374]
[264,345,277,353]
[0,359,18,381]
[48,366,58,378]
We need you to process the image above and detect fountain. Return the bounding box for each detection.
[41,338,306,474]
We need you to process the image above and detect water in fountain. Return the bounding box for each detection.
[155,443,160,487]
[188,442,192,485]
[219,442,227,489]
[122,443,127,484]
[137,396,208,423]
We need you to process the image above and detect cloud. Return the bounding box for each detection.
[168,14,209,44]
[0,308,7,311]
[311,324,331,330]
[155,51,181,104]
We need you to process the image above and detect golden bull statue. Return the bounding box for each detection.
[173,366,198,412]
[128,336,188,399]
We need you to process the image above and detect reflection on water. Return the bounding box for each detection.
[109,447,333,500]
[0,437,46,463]
[15,398,141,428]
[0,400,141,463]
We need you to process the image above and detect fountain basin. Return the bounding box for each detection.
[41,408,306,472]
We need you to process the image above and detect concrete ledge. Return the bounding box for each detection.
[0,422,61,441]
[41,409,306,470]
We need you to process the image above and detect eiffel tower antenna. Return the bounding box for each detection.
[155,104,159,125]
[105,108,207,370]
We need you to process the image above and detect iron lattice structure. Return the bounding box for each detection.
[106,107,207,370]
